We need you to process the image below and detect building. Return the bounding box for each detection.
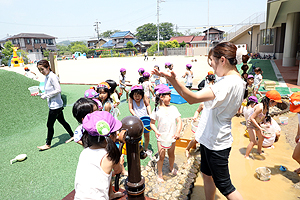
[203,27,224,44]
[169,36,194,47]
[87,38,107,49]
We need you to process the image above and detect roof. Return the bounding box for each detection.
[203,28,224,33]
[191,36,205,42]
[102,40,115,48]
[169,36,194,43]
[111,31,131,38]
[8,33,56,39]
[124,35,134,39]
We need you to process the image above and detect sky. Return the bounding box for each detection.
[0,0,267,43]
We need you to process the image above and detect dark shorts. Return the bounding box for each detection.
[200,144,236,196]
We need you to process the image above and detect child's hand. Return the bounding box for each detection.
[192,117,198,122]
[155,132,161,139]
[120,154,125,165]
[173,133,180,140]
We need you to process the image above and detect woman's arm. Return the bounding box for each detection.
[150,119,160,139]
[174,116,182,140]
[152,68,215,104]
[128,98,136,116]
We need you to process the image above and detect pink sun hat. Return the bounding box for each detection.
[131,85,143,91]
[84,89,99,98]
[120,68,126,72]
[138,68,145,73]
[155,84,171,94]
[143,72,150,78]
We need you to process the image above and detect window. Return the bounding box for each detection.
[266,29,270,45]
[48,39,53,45]
[119,38,124,43]
[26,39,31,44]
[260,29,274,45]
[12,39,16,44]
[270,29,274,45]
[34,39,41,44]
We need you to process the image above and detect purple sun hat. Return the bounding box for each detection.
[143,72,150,78]
[165,62,171,66]
[248,96,258,104]
[84,89,99,98]
[138,68,145,73]
[247,75,254,79]
[155,84,171,95]
[120,68,126,72]
[131,85,143,91]
[186,64,192,68]
[82,111,122,137]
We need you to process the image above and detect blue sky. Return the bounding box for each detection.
[0,0,267,42]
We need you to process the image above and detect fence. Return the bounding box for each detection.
[165,47,212,56]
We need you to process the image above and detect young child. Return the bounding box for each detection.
[128,85,152,151]
[165,63,173,86]
[254,67,263,97]
[119,68,130,101]
[150,84,182,183]
[142,72,155,101]
[96,82,115,116]
[74,111,123,200]
[243,96,258,122]
[72,97,99,146]
[106,79,121,119]
[138,68,145,84]
[238,75,255,114]
[245,90,282,158]
[152,65,161,86]
[198,72,215,91]
[261,117,281,148]
[182,64,194,90]
[24,66,37,79]
[84,88,102,110]
[241,72,248,82]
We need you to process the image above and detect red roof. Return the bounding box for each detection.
[124,35,134,39]
[191,36,205,42]
[169,36,194,43]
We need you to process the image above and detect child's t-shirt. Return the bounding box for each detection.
[119,75,126,88]
[142,80,152,98]
[254,74,262,86]
[75,148,111,200]
[198,75,246,150]
[74,124,85,143]
[150,106,181,136]
[247,84,255,98]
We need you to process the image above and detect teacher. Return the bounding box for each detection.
[152,42,245,200]
[37,60,74,150]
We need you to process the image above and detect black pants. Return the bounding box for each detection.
[46,107,73,145]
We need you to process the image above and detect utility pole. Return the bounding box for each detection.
[157,0,165,55]
[207,0,209,55]
[176,24,178,36]
[94,20,101,47]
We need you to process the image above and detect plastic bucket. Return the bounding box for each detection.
[256,167,271,181]
[158,132,175,149]
[191,120,198,133]
[279,117,288,125]
[28,86,39,96]
[140,116,151,133]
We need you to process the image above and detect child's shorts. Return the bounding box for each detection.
[200,144,236,196]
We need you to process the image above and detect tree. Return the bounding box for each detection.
[1,41,14,66]
[159,22,175,40]
[179,41,186,47]
[68,41,89,54]
[147,41,166,55]
[126,41,134,48]
[100,30,121,38]
[165,40,179,48]
[136,23,157,41]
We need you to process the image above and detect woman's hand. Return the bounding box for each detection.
[152,68,176,80]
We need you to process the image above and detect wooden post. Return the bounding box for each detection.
[49,52,59,77]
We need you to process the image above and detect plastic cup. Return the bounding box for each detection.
[279,117,288,125]
[158,132,175,149]
[28,86,39,96]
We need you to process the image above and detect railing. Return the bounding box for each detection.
[224,12,266,41]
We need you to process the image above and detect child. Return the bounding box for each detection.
[245,90,282,158]
[142,72,155,101]
[182,64,194,90]
[128,85,152,151]
[243,96,258,122]
[152,65,161,86]
[238,75,255,115]
[241,72,248,82]
[198,72,215,91]
[138,68,145,84]
[72,97,99,146]
[119,68,130,101]
[150,84,182,183]
[84,88,102,110]
[74,111,123,200]
[24,66,37,79]
[106,79,121,119]
[261,117,281,148]
[96,82,115,116]
[165,62,173,86]
[254,67,263,97]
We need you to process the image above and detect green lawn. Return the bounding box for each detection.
[0,69,199,199]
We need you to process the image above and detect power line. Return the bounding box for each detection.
[0,21,91,28]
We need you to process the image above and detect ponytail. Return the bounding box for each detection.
[261,96,271,123]
[105,136,120,165]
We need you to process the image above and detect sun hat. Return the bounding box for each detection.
[84,89,99,98]
[165,62,171,66]
[138,68,145,73]
[24,67,29,70]
[155,84,171,95]
[82,111,122,137]
[120,68,126,72]
[143,72,150,78]
[97,82,111,89]
[266,90,282,103]
[208,71,214,75]
[289,92,300,113]
[131,85,143,91]
[247,75,254,79]
[248,96,258,104]
[186,64,192,68]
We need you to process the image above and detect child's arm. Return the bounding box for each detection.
[144,97,152,115]
[193,103,204,121]
[249,105,264,131]
[104,102,112,113]
[101,154,122,175]
[128,98,137,116]
[295,124,300,143]
[174,116,182,140]
[182,72,187,78]
[150,119,160,139]
[150,84,155,97]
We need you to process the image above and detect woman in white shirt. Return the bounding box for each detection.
[153,42,245,200]
[36,60,73,150]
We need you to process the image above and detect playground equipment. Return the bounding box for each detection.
[10,47,24,67]
[72,52,87,60]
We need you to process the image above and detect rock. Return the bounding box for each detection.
[181,188,190,196]
[171,190,181,198]
[146,166,152,172]
[141,170,148,177]
[188,172,197,179]
[176,184,184,190]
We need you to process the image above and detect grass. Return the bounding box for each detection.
[0,69,199,199]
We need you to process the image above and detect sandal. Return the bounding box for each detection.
[157,176,164,183]
[37,144,51,151]
[171,168,178,176]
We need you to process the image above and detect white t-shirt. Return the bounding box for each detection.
[254,74,262,86]
[262,118,281,147]
[75,148,111,200]
[243,106,254,124]
[198,75,246,150]
[43,71,63,109]
[119,75,126,88]
[150,105,181,136]
[74,124,85,143]
[195,100,213,141]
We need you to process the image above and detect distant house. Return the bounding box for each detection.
[190,36,206,47]
[203,27,224,44]
[102,31,143,52]
[6,33,57,53]
[169,36,195,47]
[87,38,107,49]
